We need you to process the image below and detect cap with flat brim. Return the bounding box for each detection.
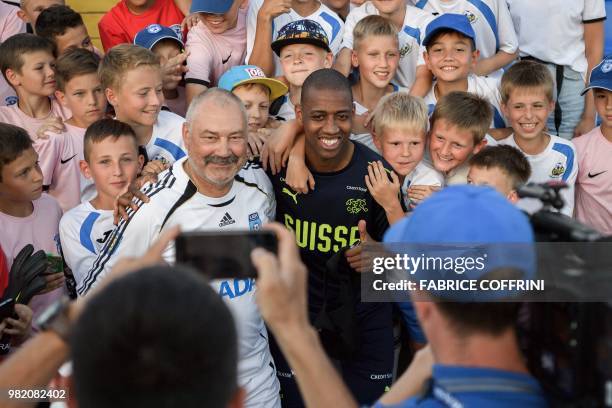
[422,13,476,48]
[190,0,233,14]
[231,77,288,101]
[271,19,331,56]
[581,57,612,95]
[218,65,289,101]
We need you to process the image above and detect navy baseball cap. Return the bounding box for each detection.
[219,65,288,101]
[190,0,233,14]
[581,56,612,95]
[422,13,476,48]
[383,185,535,300]
[271,20,331,56]
[134,24,183,50]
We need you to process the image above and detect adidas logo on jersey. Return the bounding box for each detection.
[219,212,236,227]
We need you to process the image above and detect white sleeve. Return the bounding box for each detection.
[59,214,88,287]
[495,0,518,54]
[561,147,579,217]
[329,18,345,55]
[246,0,264,63]
[341,7,362,50]
[583,0,606,21]
[77,201,163,295]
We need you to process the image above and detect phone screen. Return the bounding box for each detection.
[46,253,64,274]
[175,230,278,280]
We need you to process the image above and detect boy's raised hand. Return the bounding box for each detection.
[181,13,201,31]
[407,184,441,207]
[365,161,400,210]
[162,51,189,89]
[35,116,64,140]
[261,120,298,174]
[259,0,292,21]
[248,128,271,159]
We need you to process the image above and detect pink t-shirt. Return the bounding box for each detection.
[185,7,247,88]
[0,1,26,107]
[573,126,612,235]
[0,194,65,324]
[0,101,80,211]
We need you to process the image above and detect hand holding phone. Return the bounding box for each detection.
[176,230,278,280]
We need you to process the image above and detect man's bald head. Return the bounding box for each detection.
[186,88,248,134]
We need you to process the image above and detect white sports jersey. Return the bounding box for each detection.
[424,74,505,128]
[401,161,445,208]
[410,0,518,59]
[59,202,115,288]
[506,0,606,77]
[498,134,578,216]
[79,158,280,407]
[274,94,296,121]
[146,110,187,165]
[246,0,344,76]
[342,2,433,88]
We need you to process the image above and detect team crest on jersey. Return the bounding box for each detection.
[550,162,565,178]
[399,43,413,58]
[5,96,18,106]
[464,10,478,24]
[602,59,612,73]
[346,198,368,214]
[248,212,262,230]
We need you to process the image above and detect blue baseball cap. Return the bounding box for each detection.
[271,19,331,56]
[190,0,233,14]
[134,24,183,50]
[422,13,476,48]
[219,65,288,101]
[581,56,612,95]
[383,185,535,300]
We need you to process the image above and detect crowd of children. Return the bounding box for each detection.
[0,0,610,405]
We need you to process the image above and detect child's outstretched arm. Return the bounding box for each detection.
[261,119,302,174]
[365,161,404,224]
[333,48,353,77]
[474,50,518,77]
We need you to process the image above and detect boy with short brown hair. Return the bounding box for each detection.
[498,61,578,216]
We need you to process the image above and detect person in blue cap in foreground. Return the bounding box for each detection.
[252,185,548,407]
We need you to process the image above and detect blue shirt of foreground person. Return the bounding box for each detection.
[378,185,548,407]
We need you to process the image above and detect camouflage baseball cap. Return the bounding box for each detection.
[271,19,331,56]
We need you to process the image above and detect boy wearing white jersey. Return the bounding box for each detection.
[506,0,605,139]
[335,0,432,91]
[411,0,518,77]
[60,119,143,287]
[498,61,578,217]
[421,13,507,141]
[247,0,344,77]
[100,44,186,168]
[80,89,281,408]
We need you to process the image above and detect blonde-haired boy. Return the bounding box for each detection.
[100,44,186,167]
[350,15,404,143]
[498,61,578,216]
[368,92,444,222]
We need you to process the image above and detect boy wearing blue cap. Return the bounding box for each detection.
[422,13,507,140]
[185,0,248,106]
[135,23,187,117]
[219,64,288,157]
[573,57,612,235]
[411,0,518,78]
